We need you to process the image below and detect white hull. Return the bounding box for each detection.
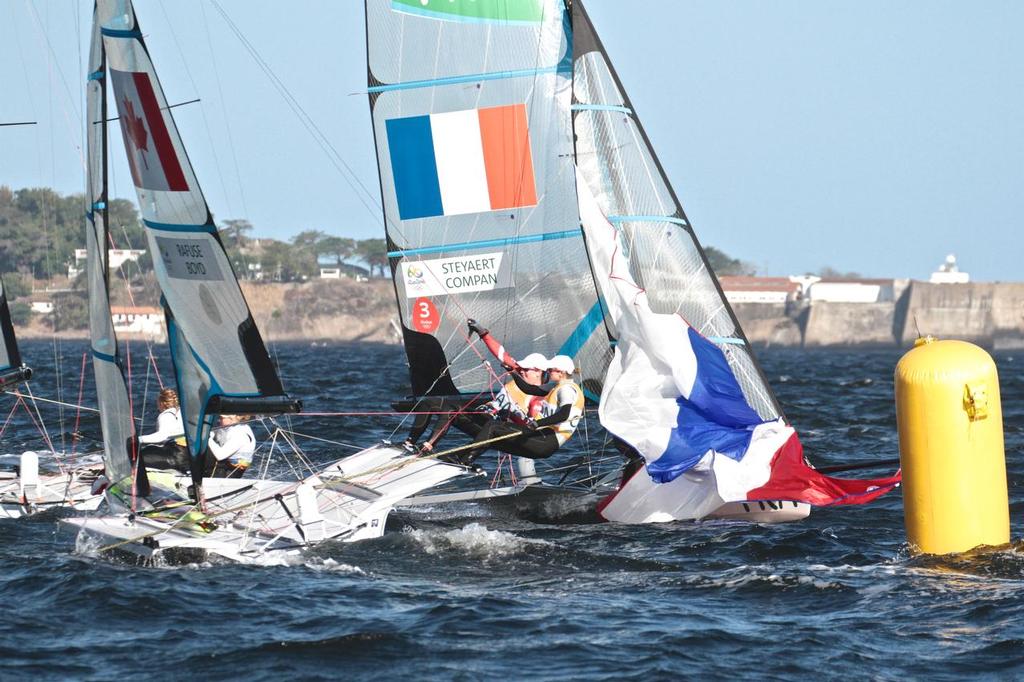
[0,464,104,519]
[400,466,810,525]
[63,445,465,564]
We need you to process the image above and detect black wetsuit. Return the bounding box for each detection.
[140,441,190,474]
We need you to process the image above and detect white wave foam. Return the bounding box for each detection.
[305,557,366,575]
[406,522,547,559]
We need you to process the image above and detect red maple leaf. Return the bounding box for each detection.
[122,97,150,169]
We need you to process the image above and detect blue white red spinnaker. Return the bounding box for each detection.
[574,170,900,523]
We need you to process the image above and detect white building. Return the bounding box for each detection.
[110,306,164,337]
[319,267,342,279]
[929,254,970,284]
[69,248,146,278]
[807,278,896,303]
[719,276,800,304]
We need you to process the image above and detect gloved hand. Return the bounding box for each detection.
[467,318,489,337]
[474,403,496,415]
[523,418,538,431]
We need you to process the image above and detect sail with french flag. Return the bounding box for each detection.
[574,170,901,523]
[385,103,538,220]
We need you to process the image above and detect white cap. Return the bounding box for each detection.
[547,355,575,374]
[519,353,548,370]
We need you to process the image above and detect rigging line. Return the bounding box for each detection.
[103,98,201,123]
[269,428,366,452]
[24,0,83,154]
[21,383,58,460]
[2,390,100,414]
[69,351,87,461]
[0,121,37,127]
[208,0,382,222]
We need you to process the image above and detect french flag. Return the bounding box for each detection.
[108,69,188,192]
[574,169,900,523]
[386,104,538,220]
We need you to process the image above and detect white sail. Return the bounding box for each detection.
[96,0,297,478]
[86,2,140,489]
[365,0,612,401]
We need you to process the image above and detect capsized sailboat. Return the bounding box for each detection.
[63,0,465,563]
[367,0,899,522]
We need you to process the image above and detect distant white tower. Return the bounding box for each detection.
[929,254,970,284]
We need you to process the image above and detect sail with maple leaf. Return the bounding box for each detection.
[95,0,299,488]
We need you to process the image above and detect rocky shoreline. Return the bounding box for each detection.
[18,279,1024,350]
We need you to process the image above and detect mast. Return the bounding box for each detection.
[96,0,299,489]
[569,0,784,420]
[364,0,612,401]
[86,2,147,494]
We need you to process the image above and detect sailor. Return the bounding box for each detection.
[204,414,256,478]
[461,354,585,464]
[403,330,548,455]
[139,388,189,473]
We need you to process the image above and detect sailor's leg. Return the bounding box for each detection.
[495,431,560,460]
[141,443,190,474]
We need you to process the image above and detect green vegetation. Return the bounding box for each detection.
[705,246,756,276]
[0,186,391,287]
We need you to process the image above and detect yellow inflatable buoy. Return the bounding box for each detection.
[895,337,1009,555]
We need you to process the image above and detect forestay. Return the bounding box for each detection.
[86,3,138,488]
[97,0,296,477]
[365,0,611,400]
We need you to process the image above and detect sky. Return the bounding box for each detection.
[1,0,1021,282]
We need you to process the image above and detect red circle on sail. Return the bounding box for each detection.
[411,297,439,333]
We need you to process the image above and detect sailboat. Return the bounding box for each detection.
[366,0,899,522]
[62,0,465,563]
[0,275,98,518]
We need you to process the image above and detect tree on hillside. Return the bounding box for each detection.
[318,236,356,267]
[260,239,309,282]
[705,246,755,276]
[355,238,388,277]
[0,186,144,279]
[289,230,324,279]
[220,219,255,278]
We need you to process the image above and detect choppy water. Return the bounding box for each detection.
[1,340,1022,680]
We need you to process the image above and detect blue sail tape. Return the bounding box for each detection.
[91,349,117,363]
[571,104,632,114]
[92,201,106,210]
[387,229,581,258]
[143,219,216,234]
[606,215,689,226]
[368,64,570,93]
[88,70,104,81]
[708,336,746,346]
[557,300,606,358]
[100,27,142,38]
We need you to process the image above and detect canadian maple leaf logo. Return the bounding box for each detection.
[122,97,150,169]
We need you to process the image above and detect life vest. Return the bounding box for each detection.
[543,380,585,445]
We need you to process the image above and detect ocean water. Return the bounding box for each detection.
[1,340,1022,680]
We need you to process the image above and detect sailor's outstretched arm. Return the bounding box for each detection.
[467,319,520,371]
